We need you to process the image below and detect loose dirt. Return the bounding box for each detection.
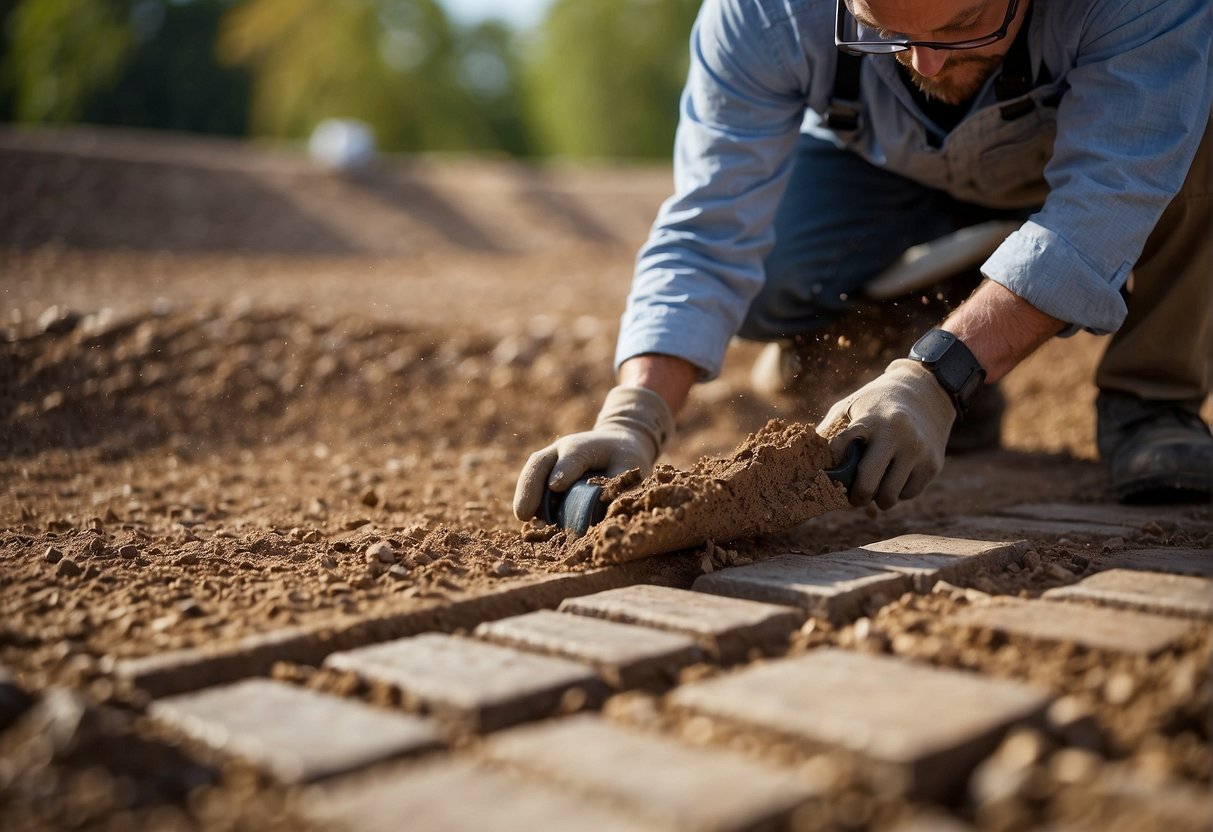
[1,126,1209,831]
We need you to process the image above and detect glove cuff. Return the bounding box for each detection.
[594,385,676,458]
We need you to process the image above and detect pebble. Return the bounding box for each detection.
[360,489,380,508]
[1045,562,1074,581]
[302,530,322,544]
[44,546,63,564]
[56,558,82,578]
[367,541,396,564]
[177,599,207,618]
[1104,673,1135,705]
[118,544,139,559]
[490,560,515,578]
[388,564,410,581]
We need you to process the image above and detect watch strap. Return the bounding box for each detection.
[908,329,987,416]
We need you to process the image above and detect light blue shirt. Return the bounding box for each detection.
[617,0,1212,379]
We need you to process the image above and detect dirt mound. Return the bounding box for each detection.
[1,303,614,459]
[580,420,850,564]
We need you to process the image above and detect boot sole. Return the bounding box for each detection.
[1116,472,1213,505]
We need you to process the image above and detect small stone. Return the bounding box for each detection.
[320,555,338,570]
[388,564,410,581]
[302,530,322,544]
[700,553,715,574]
[56,558,82,578]
[177,599,206,619]
[490,560,515,578]
[367,541,396,564]
[118,545,139,559]
[44,546,63,564]
[361,489,380,508]
[1104,673,1135,705]
[1045,563,1074,581]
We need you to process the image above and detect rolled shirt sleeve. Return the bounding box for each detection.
[616,0,811,380]
[982,0,1212,335]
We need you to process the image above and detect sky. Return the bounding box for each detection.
[437,0,555,28]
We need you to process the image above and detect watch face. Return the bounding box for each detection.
[910,329,958,364]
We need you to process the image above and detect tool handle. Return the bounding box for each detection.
[539,472,609,537]
[824,440,865,493]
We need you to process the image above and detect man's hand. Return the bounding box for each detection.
[513,386,675,521]
[817,359,956,509]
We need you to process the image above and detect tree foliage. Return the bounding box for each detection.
[0,0,703,160]
[522,0,701,159]
[217,0,525,154]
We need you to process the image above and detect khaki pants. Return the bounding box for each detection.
[1095,114,1213,404]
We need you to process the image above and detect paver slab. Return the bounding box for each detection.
[996,503,1165,529]
[693,555,908,624]
[474,610,702,689]
[949,516,1136,538]
[303,757,666,832]
[667,648,1051,800]
[481,714,818,832]
[324,633,598,732]
[558,585,804,662]
[150,678,443,782]
[1098,548,1213,579]
[826,535,1030,591]
[1044,569,1213,620]
[949,598,1196,656]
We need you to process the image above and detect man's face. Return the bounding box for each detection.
[847,0,1030,104]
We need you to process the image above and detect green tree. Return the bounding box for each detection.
[217,0,527,154]
[0,0,249,134]
[523,0,701,159]
[1,0,132,122]
[83,0,252,135]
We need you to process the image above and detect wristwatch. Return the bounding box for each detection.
[908,329,987,417]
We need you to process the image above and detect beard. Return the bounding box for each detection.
[896,51,1006,105]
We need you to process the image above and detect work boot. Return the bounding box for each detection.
[1096,391,1213,504]
[947,382,1004,454]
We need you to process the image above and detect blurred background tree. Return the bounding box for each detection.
[0,0,703,160]
[522,0,700,159]
[216,0,526,154]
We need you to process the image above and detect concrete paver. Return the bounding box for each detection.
[325,633,599,731]
[116,568,664,698]
[558,585,804,662]
[1098,548,1213,579]
[474,610,702,689]
[667,648,1051,800]
[303,757,666,832]
[827,535,1030,591]
[995,503,1165,529]
[149,678,443,782]
[480,714,819,832]
[949,599,1196,656]
[692,555,910,624]
[1044,569,1213,620]
[949,516,1137,539]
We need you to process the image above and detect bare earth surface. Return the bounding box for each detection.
[1,126,1209,831]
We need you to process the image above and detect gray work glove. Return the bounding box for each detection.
[513,385,675,522]
[817,358,956,510]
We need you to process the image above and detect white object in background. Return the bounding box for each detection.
[863,220,1020,300]
[308,119,378,170]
